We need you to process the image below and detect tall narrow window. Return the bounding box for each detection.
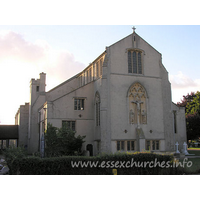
[85,71,88,84]
[117,141,120,151]
[96,62,99,78]
[95,92,100,126]
[173,111,177,133]
[88,69,90,82]
[79,76,82,87]
[128,51,132,73]
[100,58,103,76]
[131,141,135,151]
[127,141,130,151]
[121,141,124,150]
[132,51,137,73]
[90,68,92,81]
[128,50,143,74]
[138,52,142,74]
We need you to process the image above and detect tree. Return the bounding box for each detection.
[177,92,196,108]
[185,91,200,116]
[186,114,200,141]
[45,123,86,157]
[178,91,200,141]
[45,123,60,157]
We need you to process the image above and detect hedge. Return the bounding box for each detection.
[7,153,183,175]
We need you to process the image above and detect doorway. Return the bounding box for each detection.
[86,144,93,156]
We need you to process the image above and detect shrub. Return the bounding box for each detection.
[45,123,85,157]
[8,153,183,175]
[3,146,27,174]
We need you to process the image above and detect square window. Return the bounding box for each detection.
[62,121,76,131]
[151,140,160,151]
[74,99,84,110]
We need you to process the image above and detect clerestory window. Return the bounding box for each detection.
[95,92,100,126]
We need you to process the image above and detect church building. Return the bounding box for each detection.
[15,28,187,155]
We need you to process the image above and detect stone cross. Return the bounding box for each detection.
[131,99,143,128]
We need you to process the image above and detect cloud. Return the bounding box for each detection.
[41,50,85,89]
[0,30,86,89]
[169,71,199,89]
[169,71,200,103]
[0,30,46,62]
[0,30,86,124]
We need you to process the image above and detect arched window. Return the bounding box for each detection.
[128,83,147,124]
[95,92,100,126]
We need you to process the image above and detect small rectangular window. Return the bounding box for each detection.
[152,141,155,150]
[62,121,76,131]
[117,141,125,151]
[151,140,160,151]
[36,86,39,92]
[127,141,135,151]
[127,141,130,151]
[74,99,84,110]
[131,141,135,151]
[156,141,159,150]
[121,141,124,150]
[146,140,150,151]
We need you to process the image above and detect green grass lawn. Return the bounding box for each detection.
[188,147,200,150]
[174,149,200,174]
[188,150,200,156]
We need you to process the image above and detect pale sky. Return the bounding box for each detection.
[0,25,200,124]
